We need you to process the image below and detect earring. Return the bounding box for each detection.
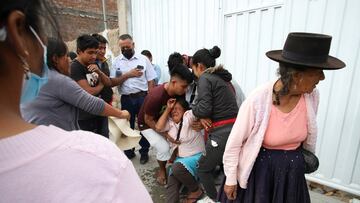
[0,26,6,41]
[19,55,30,79]
[294,84,297,90]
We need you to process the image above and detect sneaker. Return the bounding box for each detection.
[140,154,149,164]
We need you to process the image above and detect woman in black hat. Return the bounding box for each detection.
[219,32,345,202]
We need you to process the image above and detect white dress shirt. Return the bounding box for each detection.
[112,53,157,95]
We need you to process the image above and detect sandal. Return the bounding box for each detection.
[156,174,167,186]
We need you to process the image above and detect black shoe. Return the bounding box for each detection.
[125,151,136,160]
[140,154,149,164]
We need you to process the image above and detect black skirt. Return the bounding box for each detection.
[218,147,310,203]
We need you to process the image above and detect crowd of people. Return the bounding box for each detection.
[0,0,346,203]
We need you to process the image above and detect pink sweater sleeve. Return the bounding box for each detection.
[223,98,256,185]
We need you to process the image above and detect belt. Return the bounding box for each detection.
[122,91,147,98]
[204,118,236,142]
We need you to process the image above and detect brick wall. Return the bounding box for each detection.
[52,0,119,41]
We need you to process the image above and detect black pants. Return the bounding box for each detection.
[197,138,227,200]
[121,94,150,156]
[166,162,199,203]
[78,116,109,138]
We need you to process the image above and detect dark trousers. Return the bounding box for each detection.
[197,138,227,200]
[121,95,150,156]
[78,116,109,138]
[166,162,199,203]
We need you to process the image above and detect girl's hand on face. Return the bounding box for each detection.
[167,98,176,109]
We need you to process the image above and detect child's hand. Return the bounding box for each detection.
[167,98,176,109]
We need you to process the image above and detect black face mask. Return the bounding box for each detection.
[121,48,134,59]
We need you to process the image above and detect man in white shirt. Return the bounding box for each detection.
[112,34,157,164]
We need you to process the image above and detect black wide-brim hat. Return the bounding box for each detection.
[266,32,346,70]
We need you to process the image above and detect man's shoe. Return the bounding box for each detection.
[140,154,149,164]
[125,151,136,160]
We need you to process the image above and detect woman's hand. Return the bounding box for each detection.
[167,98,176,109]
[121,110,131,120]
[224,184,237,200]
[160,132,180,144]
[199,118,212,131]
[191,120,204,131]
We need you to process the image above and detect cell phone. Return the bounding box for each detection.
[137,65,144,70]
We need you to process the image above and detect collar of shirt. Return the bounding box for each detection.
[120,53,140,61]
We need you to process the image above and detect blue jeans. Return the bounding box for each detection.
[121,95,150,156]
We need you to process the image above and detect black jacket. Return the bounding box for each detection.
[192,66,239,143]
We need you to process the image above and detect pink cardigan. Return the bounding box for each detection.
[223,81,319,188]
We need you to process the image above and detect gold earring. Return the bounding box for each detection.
[19,55,30,79]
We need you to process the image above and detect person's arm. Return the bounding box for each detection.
[110,68,143,87]
[192,76,213,118]
[155,98,175,132]
[223,98,254,186]
[148,80,155,92]
[144,113,157,131]
[101,103,130,120]
[87,64,112,87]
[144,57,157,90]
[76,79,104,95]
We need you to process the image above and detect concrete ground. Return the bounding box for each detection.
[131,147,350,203]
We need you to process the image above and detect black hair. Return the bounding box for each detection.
[76,34,99,53]
[192,46,221,68]
[168,52,184,72]
[0,0,60,40]
[175,96,190,111]
[273,62,307,105]
[68,51,77,60]
[119,34,133,41]
[46,37,67,72]
[141,50,152,58]
[170,64,194,84]
[91,33,108,44]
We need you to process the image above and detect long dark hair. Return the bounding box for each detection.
[47,38,67,72]
[277,63,307,96]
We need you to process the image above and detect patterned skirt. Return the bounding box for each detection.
[218,147,310,203]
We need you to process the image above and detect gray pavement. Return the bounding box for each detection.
[131,147,348,203]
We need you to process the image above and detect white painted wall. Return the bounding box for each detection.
[130,0,360,195]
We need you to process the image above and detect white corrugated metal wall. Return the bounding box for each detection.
[130,0,360,195]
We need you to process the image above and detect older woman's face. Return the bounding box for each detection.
[171,102,186,124]
[297,69,325,93]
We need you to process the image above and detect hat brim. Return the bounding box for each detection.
[108,117,141,150]
[266,50,346,70]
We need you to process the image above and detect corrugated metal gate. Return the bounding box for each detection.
[130,0,360,195]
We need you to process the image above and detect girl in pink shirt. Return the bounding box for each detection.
[220,32,346,203]
[155,98,205,203]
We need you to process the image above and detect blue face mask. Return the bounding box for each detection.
[20,26,49,104]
